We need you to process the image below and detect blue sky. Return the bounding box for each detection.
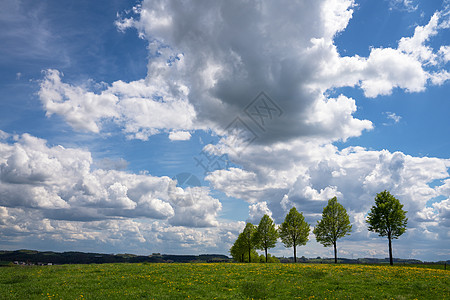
[0,0,449,261]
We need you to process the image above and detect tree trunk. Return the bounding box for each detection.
[388,233,393,266]
[293,244,297,263]
[241,253,244,262]
[265,248,268,262]
[334,241,337,264]
[249,247,251,263]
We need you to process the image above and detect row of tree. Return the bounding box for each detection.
[230,190,408,266]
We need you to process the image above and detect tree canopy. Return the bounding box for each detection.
[278,207,310,263]
[254,214,279,262]
[241,222,257,263]
[366,190,407,265]
[230,235,260,263]
[313,197,352,263]
[230,232,246,262]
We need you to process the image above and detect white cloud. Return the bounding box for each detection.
[384,112,402,125]
[306,94,373,141]
[138,195,174,219]
[0,133,221,226]
[107,182,136,210]
[1,132,448,258]
[388,0,418,12]
[429,70,450,85]
[437,178,450,195]
[57,0,448,144]
[438,45,450,63]
[0,204,242,255]
[40,0,373,145]
[361,47,428,97]
[39,68,198,140]
[205,137,450,249]
[169,131,191,141]
[39,69,119,133]
[433,199,450,228]
[397,12,446,66]
[312,10,449,97]
[207,168,262,203]
[248,201,272,223]
[0,130,9,140]
[167,182,222,227]
[39,0,450,146]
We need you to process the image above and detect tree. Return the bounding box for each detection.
[366,190,408,266]
[313,197,352,263]
[230,235,259,262]
[278,207,310,263]
[230,232,246,262]
[241,222,257,263]
[254,214,279,262]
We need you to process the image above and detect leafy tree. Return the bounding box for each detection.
[253,214,279,262]
[366,190,408,266]
[230,232,246,262]
[278,207,310,263]
[230,230,261,263]
[241,222,257,263]
[313,197,352,263]
[239,249,260,263]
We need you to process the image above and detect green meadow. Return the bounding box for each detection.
[0,263,448,299]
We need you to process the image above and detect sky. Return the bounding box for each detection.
[0,0,449,261]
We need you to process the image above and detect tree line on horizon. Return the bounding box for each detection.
[230,190,408,266]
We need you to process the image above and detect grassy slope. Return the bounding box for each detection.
[0,263,448,299]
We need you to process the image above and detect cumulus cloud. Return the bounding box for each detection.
[168,131,191,141]
[398,12,440,64]
[39,69,197,140]
[438,45,450,63]
[1,132,447,258]
[0,133,221,226]
[40,0,372,145]
[361,47,428,96]
[38,0,450,148]
[433,199,450,228]
[169,192,222,227]
[39,70,119,133]
[0,203,242,255]
[309,9,449,97]
[205,136,450,248]
[248,201,272,223]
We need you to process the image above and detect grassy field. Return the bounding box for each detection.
[0,263,448,299]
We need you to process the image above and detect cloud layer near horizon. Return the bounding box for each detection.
[0,129,448,258]
[0,133,221,226]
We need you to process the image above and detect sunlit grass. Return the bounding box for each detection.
[0,263,448,299]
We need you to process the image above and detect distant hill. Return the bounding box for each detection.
[0,250,230,265]
[278,256,449,264]
[1,250,447,265]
